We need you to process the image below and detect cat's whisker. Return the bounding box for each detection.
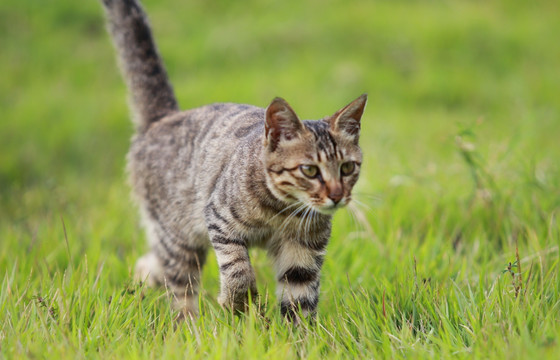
[277,203,308,236]
[344,204,359,230]
[266,202,302,224]
[305,206,317,242]
[301,205,314,242]
[311,211,319,243]
[353,192,383,205]
[299,205,313,237]
[350,198,373,212]
[290,202,311,242]
[346,202,379,243]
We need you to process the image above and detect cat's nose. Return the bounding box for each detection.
[327,185,344,205]
[328,194,343,205]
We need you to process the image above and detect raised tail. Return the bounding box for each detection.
[100,0,179,132]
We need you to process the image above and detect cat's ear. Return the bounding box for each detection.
[265,97,305,151]
[328,94,367,144]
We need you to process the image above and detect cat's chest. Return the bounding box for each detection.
[244,213,314,248]
[243,227,275,249]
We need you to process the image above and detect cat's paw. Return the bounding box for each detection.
[134,252,163,286]
[218,286,258,313]
[172,295,199,323]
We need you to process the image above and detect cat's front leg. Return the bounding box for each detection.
[210,232,258,312]
[272,235,327,322]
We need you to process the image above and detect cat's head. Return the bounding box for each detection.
[263,94,366,215]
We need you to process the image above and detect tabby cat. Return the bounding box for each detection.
[100,0,367,321]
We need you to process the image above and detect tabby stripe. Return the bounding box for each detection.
[244,175,261,199]
[326,131,339,160]
[206,203,228,225]
[207,223,227,237]
[208,163,227,191]
[307,124,331,158]
[254,192,281,213]
[156,246,206,271]
[307,124,318,139]
[156,232,183,260]
[315,255,325,269]
[211,235,246,246]
[286,296,319,310]
[156,229,207,264]
[211,244,244,257]
[169,272,188,286]
[150,213,207,254]
[263,183,292,211]
[228,268,251,280]
[196,110,223,144]
[220,257,247,272]
[309,279,321,294]
[301,238,328,251]
[280,296,319,316]
[157,251,172,268]
[257,196,285,214]
[246,177,286,213]
[234,118,261,138]
[279,266,318,284]
[168,271,198,289]
[228,206,246,225]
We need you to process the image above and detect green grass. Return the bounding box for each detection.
[1,0,560,358]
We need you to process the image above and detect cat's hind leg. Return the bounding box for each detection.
[135,211,209,317]
[135,251,164,286]
[134,208,166,287]
[154,240,208,318]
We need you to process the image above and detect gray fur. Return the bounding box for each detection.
[100,0,367,321]
[101,0,178,132]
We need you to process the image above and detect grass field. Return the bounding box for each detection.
[1,0,559,358]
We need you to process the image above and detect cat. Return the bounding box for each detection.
[100,0,367,321]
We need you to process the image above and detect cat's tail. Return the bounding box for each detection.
[100,0,179,132]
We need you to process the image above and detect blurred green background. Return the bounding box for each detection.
[2,0,559,199]
[1,0,559,357]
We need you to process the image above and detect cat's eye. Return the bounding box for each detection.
[340,161,355,176]
[300,165,319,178]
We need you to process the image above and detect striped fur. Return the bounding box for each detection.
[100,0,367,321]
[100,0,178,132]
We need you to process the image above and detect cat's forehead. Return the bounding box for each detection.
[303,121,335,157]
[302,120,359,161]
[266,120,361,166]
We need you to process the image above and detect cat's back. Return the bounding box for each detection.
[130,102,264,162]
[128,102,266,210]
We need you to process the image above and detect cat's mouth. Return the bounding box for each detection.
[316,206,338,215]
[292,195,349,216]
[314,199,348,215]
